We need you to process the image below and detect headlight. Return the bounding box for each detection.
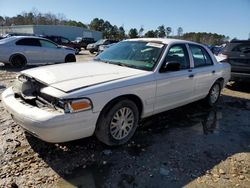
[59,98,92,113]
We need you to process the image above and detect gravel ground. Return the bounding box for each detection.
[0,52,249,188]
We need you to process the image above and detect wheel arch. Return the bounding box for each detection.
[215,77,224,88]
[98,94,144,119]
[65,53,76,62]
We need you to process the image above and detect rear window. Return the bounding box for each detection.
[232,44,250,53]
[190,44,213,68]
[16,38,41,46]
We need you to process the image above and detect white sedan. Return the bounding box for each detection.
[0,36,76,68]
[1,38,231,145]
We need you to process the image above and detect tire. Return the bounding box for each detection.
[89,50,95,54]
[10,55,26,68]
[95,99,139,146]
[205,81,221,107]
[65,54,76,62]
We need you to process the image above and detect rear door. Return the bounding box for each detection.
[15,38,42,64]
[188,44,217,99]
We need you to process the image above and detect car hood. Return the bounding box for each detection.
[21,62,148,92]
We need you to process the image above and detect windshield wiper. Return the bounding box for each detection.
[108,61,140,69]
[95,59,140,69]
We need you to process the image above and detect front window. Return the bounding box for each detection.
[165,44,190,69]
[61,37,70,44]
[39,40,57,48]
[95,41,165,71]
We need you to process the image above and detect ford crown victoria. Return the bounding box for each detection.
[1,38,231,145]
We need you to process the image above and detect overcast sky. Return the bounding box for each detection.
[0,0,249,39]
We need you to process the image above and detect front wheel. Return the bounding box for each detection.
[95,99,139,146]
[206,82,221,107]
[65,54,76,62]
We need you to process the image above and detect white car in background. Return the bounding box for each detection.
[0,36,76,68]
[1,38,231,145]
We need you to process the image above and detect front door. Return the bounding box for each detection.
[155,44,194,114]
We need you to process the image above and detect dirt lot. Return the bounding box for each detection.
[0,51,249,188]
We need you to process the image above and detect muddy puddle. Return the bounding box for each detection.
[54,104,229,188]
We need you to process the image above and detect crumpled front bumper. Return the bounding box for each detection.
[1,87,99,143]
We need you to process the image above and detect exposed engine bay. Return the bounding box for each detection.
[13,74,59,110]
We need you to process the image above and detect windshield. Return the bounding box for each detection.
[95,41,165,71]
[95,39,105,45]
[76,37,82,41]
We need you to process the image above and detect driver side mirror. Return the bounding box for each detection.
[160,61,181,73]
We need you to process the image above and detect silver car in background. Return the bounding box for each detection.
[0,36,76,68]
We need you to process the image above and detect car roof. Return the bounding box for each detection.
[230,40,250,44]
[8,36,49,40]
[125,38,200,45]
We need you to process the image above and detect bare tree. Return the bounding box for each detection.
[177,27,183,37]
[166,27,172,37]
[139,26,144,37]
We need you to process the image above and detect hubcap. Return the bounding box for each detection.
[210,84,220,104]
[110,107,134,140]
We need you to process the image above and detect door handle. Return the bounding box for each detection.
[212,70,216,74]
[189,74,194,78]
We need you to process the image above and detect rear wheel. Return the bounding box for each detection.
[65,54,76,62]
[95,99,139,146]
[10,55,26,68]
[206,82,221,107]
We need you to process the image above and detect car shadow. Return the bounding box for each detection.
[26,97,250,187]
[0,63,37,72]
[226,81,250,93]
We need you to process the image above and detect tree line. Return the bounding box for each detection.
[0,10,229,45]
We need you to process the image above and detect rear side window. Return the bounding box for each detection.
[190,45,213,68]
[16,38,41,46]
[232,44,250,53]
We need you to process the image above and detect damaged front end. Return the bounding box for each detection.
[13,74,62,112]
[13,74,93,114]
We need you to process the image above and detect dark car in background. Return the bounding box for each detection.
[42,35,81,54]
[209,45,223,55]
[73,37,95,49]
[87,39,118,53]
[217,40,250,82]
